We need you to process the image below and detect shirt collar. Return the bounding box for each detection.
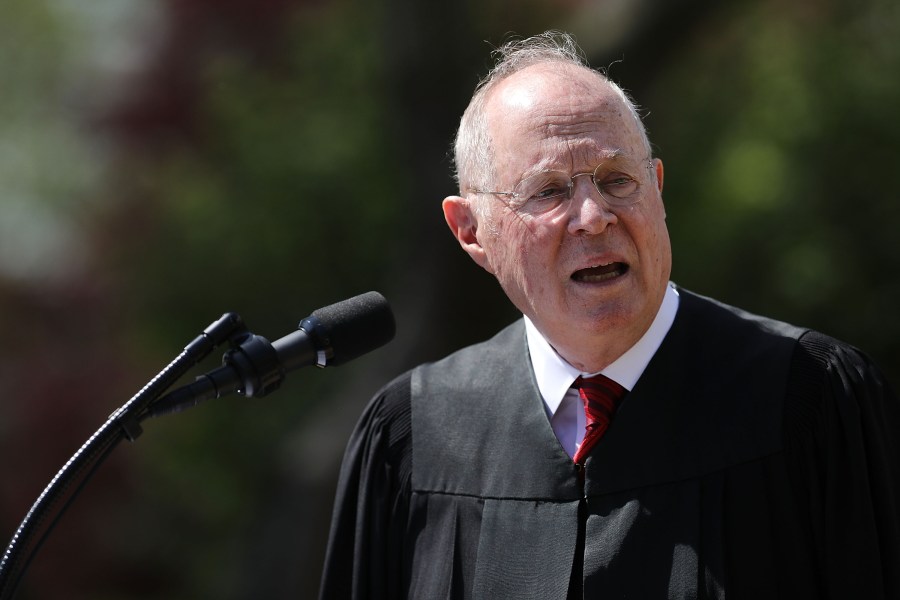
[525,283,680,416]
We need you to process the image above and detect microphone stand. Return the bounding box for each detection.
[0,312,247,600]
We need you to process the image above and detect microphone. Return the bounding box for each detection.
[147,291,395,417]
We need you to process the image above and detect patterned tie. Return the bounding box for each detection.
[572,374,627,466]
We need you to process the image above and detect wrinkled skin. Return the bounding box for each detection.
[443,63,672,372]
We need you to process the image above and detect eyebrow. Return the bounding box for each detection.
[518,148,628,180]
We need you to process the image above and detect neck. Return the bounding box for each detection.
[552,330,646,374]
[535,286,676,374]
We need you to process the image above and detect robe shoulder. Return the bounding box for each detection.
[318,371,414,599]
[783,330,900,598]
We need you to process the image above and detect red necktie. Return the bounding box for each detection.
[572,374,626,466]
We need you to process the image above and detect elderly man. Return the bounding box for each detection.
[319,32,899,599]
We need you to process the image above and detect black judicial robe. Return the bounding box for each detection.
[319,289,900,599]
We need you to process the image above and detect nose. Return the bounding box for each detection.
[566,174,618,235]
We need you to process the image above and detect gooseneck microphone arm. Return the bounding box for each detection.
[0,311,245,600]
[0,292,395,599]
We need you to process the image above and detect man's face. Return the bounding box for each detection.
[445,64,672,371]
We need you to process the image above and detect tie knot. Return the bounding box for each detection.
[574,374,627,409]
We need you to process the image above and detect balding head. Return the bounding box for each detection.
[453,32,650,198]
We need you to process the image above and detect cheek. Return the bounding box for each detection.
[484,218,542,283]
[634,207,672,278]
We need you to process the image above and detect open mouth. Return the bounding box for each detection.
[571,262,629,283]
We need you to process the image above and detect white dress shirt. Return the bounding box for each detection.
[524,284,680,458]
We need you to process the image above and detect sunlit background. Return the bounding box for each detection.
[2,0,898,597]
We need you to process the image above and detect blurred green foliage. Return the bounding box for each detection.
[1,0,898,598]
[116,3,405,345]
[647,0,900,358]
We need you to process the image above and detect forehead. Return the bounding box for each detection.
[485,64,645,179]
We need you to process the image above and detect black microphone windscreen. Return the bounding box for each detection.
[309,291,396,366]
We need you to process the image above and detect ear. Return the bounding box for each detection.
[653,158,664,193]
[442,195,492,272]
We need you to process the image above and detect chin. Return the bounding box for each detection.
[581,302,647,335]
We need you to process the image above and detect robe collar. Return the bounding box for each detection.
[412,288,802,499]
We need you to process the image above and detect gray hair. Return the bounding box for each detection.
[452,31,651,198]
